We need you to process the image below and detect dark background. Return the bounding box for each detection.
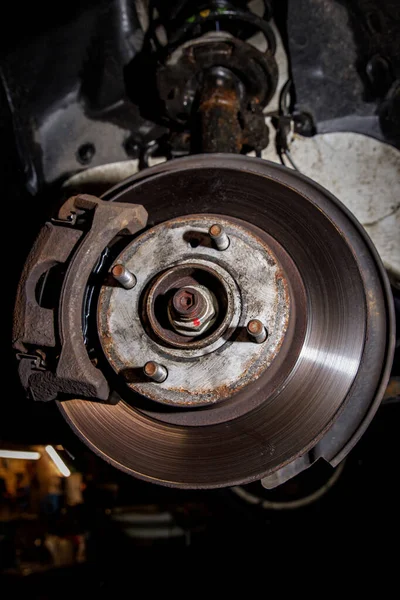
[0,0,399,587]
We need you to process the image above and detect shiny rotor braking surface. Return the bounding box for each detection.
[58,154,394,488]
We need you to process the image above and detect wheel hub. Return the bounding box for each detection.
[97,215,290,407]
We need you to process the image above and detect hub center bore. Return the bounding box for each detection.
[145,263,229,349]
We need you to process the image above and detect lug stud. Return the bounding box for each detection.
[143,361,168,383]
[247,319,268,344]
[111,264,137,289]
[209,224,230,251]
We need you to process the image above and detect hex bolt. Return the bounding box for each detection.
[168,284,217,337]
[171,287,204,321]
[143,361,168,383]
[247,319,268,344]
[209,224,230,251]
[111,264,137,289]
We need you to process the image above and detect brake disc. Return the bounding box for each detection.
[13,155,394,488]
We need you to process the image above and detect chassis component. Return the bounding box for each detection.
[13,155,395,488]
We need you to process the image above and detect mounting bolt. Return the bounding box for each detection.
[143,361,168,383]
[209,224,230,251]
[247,319,268,344]
[111,264,137,289]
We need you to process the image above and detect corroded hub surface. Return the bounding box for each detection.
[97,215,290,407]
[146,263,227,346]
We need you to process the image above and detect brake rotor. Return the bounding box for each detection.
[14,155,394,488]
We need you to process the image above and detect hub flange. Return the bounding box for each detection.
[97,215,290,407]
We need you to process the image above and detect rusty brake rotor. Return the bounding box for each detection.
[13,155,395,489]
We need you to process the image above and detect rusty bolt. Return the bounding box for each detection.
[247,319,268,344]
[209,223,230,251]
[168,285,217,337]
[111,264,137,289]
[171,287,205,321]
[143,361,168,383]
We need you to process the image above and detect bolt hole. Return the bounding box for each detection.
[124,136,140,158]
[183,231,211,249]
[77,142,95,165]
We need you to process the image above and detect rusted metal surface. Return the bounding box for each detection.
[14,194,148,402]
[199,69,243,154]
[13,223,82,352]
[209,223,230,251]
[158,32,278,122]
[100,218,302,428]
[97,215,290,408]
[247,319,268,344]
[168,285,217,337]
[144,361,168,383]
[56,194,147,401]
[111,264,137,289]
[198,66,270,154]
[146,263,229,347]
[57,155,394,489]
[171,287,204,319]
[157,33,276,154]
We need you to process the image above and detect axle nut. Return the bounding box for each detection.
[168,285,218,337]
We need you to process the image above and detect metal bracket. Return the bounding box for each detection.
[13,194,148,402]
